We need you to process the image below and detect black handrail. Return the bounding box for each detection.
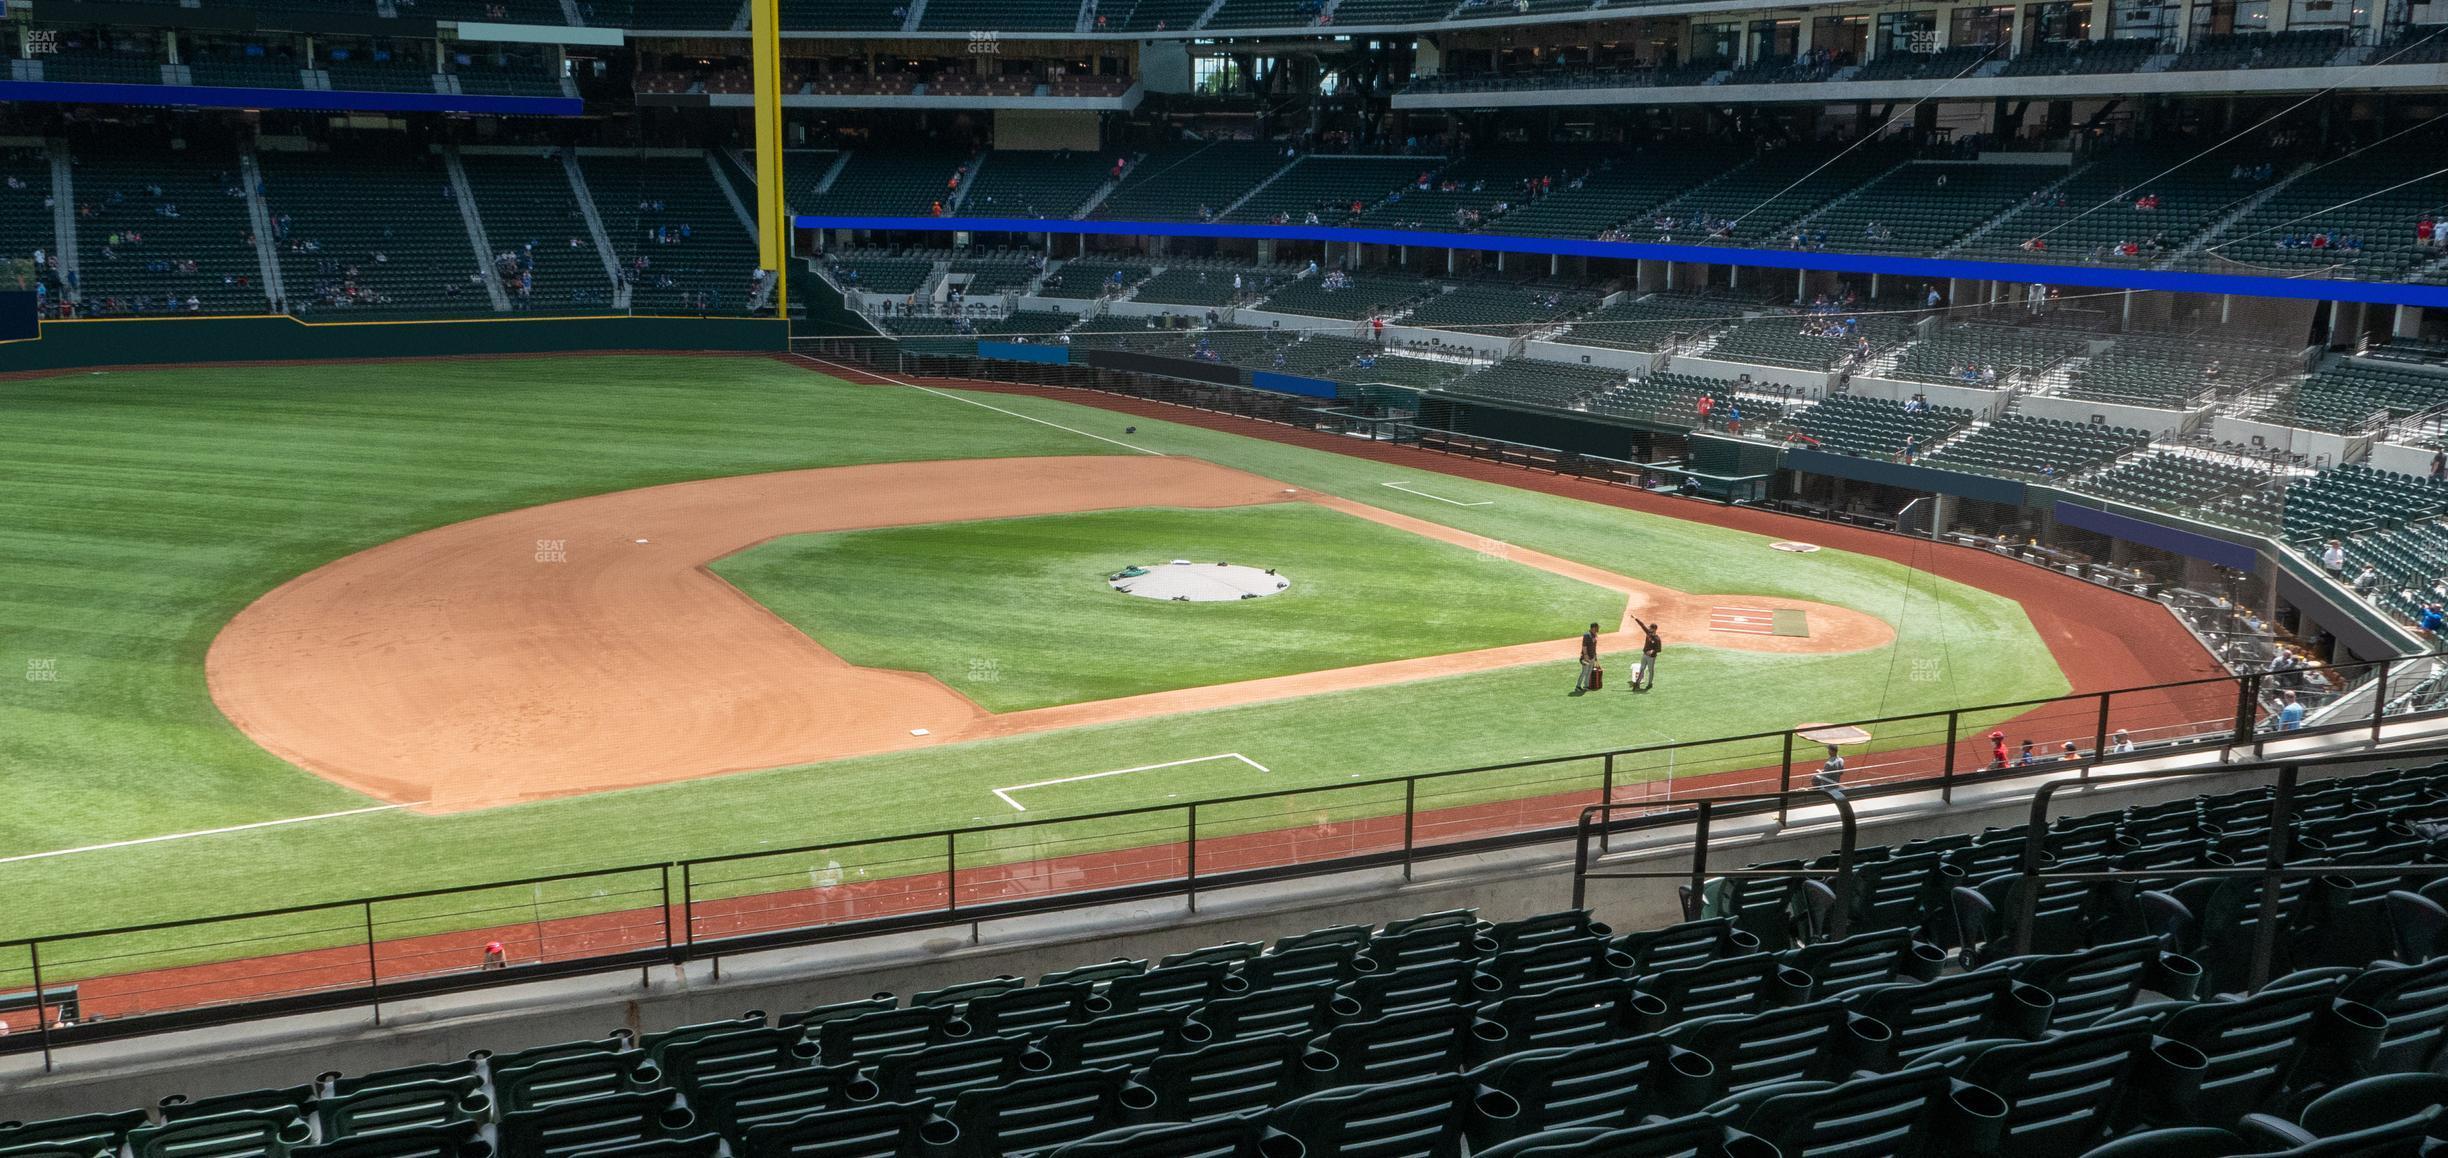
[2005,746,2448,987]
[1572,784,1862,938]
[0,646,2437,1065]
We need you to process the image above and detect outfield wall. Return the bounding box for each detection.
[0,315,789,374]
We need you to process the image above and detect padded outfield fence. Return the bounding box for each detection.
[2,645,2445,1070]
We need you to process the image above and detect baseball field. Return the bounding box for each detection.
[0,352,2225,996]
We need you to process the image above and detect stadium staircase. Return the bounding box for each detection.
[2164,160,2316,266]
[1213,153,1305,220]
[442,150,513,312]
[901,0,928,31]
[2414,246,2448,285]
[813,151,852,197]
[237,151,288,309]
[561,152,631,309]
[703,154,775,310]
[945,153,985,213]
[1073,165,1131,219]
[45,143,77,306]
[1943,162,2097,255]
[1771,152,1921,239]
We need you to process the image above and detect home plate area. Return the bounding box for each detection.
[1710,606,1812,638]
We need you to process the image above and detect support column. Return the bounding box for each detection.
[2397,305,2425,339]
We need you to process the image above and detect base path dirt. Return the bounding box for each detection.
[208,457,1887,812]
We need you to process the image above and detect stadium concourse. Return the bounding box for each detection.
[10,0,2448,1152]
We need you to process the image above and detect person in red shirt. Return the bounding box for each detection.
[1988,729,2009,768]
[1370,315,1385,344]
[1696,394,1715,425]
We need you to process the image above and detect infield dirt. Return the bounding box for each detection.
[207,456,1890,811]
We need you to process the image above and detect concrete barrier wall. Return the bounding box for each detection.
[1842,374,2007,420]
[2210,414,2366,468]
[2016,393,2208,439]
[0,315,787,374]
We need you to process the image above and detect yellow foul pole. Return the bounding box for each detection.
[750,0,787,319]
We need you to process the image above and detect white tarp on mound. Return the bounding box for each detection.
[1111,561,1290,602]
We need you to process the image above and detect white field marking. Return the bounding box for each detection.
[993,753,1269,811]
[0,803,418,865]
[1709,607,1779,635]
[793,354,1167,456]
[1381,481,1493,507]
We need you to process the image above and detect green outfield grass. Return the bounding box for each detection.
[0,355,2072,968]
[714,504,1627,712]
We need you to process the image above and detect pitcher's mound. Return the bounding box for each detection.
[1110,561,1290,602]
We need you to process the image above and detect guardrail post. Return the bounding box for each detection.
[30,940,52,1072]
[1185,803,1200,913]
[2234,672,2261,744]
[2372,660,2390,744]
[2092,692,2112,775]
[1941,710,1959,803]
[943,833,959,918]
[2010,785,2056,956]
[652,866,672,987]
[1401,779,1418,880]
[1686,801,1714,921]
[1776,732,1795,826]
[362,901,381,1026]
[1597,755,1615,854]
[2248,764,2298,990]
[1571,807,1595,911]
[680,863,696,949]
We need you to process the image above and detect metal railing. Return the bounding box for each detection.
[1570,745,2448,993]
[3,644,2444,1068]
[1572,785,1863,939]
[2004,749,2448,989]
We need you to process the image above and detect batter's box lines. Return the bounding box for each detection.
[1382,481,1494,507]
[993,752,1270,811]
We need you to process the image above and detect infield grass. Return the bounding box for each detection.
[0,355,2077,970]
[714,504,1628,712]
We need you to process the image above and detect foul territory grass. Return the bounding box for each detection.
[0,356,2074,989]
[714,504,1627,712]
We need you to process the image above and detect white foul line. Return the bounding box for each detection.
[0,803,419,865]
[994,753,1269,811]
[793,354,1168,457]
[1382,481,1493,507]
